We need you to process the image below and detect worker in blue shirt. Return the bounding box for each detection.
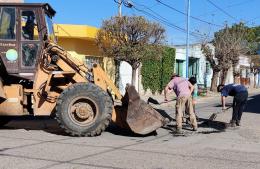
[217,84,248,127]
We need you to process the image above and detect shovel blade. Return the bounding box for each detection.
[126,99,165,134]
[113,85,166,135]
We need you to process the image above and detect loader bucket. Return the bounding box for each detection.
[113,85,167,135]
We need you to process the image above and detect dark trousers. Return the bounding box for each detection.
[232,91,248,121]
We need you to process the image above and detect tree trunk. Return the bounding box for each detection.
[131,67,137,88]
[232,64,240,83]
[114,60,120,88]
[221,69,228,85]
[211,71,219,92]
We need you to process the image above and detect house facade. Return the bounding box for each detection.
[54,24,116,82]
[225,55,252,86]
[174,43,254,89]
[174,44,212,88]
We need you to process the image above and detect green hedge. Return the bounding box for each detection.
[141,47,175,94]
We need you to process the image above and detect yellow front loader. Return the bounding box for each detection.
[0,3,166,136]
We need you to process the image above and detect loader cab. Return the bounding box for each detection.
[0,3,55,80]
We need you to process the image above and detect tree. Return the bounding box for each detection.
[141,47,175,94]
[202,23,249,92]
[201,44,222,92]
[96,16,165,87]
[246,26,260,55]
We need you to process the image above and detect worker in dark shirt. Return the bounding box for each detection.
[217,84,248,127]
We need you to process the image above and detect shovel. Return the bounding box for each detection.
[114,85,168,135]
[147,97,175,105]
[209,106,232,121]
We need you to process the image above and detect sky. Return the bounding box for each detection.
[25,0,260,45]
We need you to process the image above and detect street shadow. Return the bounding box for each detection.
[0,116,68,136]
[162,117,227,136]
[198,118,227,132]
[106,123,158,137]
[0,105,231,137]
[244,94,260,114]
[0,116,158,137]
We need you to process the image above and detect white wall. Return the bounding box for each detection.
[225,55,251,85]
[119,61,139,95]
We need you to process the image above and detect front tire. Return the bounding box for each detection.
[56,83,113,136]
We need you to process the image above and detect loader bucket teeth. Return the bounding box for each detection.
[114,85,166,135]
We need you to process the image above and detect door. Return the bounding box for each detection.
[18,7,42,79]
[0,7,19,74]
[175,59,184,77]
[188,58,199,78]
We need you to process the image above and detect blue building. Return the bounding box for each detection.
[173,43,212,88]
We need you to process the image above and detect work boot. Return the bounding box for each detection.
[226,120,236,128]
[236,120,240,126]
[176,128,183,134]
[192,126,198,131]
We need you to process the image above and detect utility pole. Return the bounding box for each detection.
[114,0,122,88]
[186,0,190,78]
[118,0,122,17]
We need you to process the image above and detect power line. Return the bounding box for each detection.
[123,1,208,39]
[245,15,260,26]
[113,0,121,4]
[173,0,255,27]
[198,0,255,18]
[133,7,188,34]
[135,6,206,39]
[155,0,223,28]
[206,0,238,22]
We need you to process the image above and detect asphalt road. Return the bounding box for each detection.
[0,90,260,169]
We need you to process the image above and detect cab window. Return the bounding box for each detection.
[21,10,39,40]
[0,7,16,40]
[22,43,38,67]
[45,15,56,42]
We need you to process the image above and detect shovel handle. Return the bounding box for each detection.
[222,106,232,112]
[160,99,175,104]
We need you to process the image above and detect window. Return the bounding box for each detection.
[0,7,16,40]
[45,15,56,42]
[21,10,39,40]
[22,43,38,67]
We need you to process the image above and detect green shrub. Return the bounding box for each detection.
[141,47,175,94]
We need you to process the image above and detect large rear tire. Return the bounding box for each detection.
[56,83,113,136]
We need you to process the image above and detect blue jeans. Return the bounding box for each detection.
[232,91,248,121]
